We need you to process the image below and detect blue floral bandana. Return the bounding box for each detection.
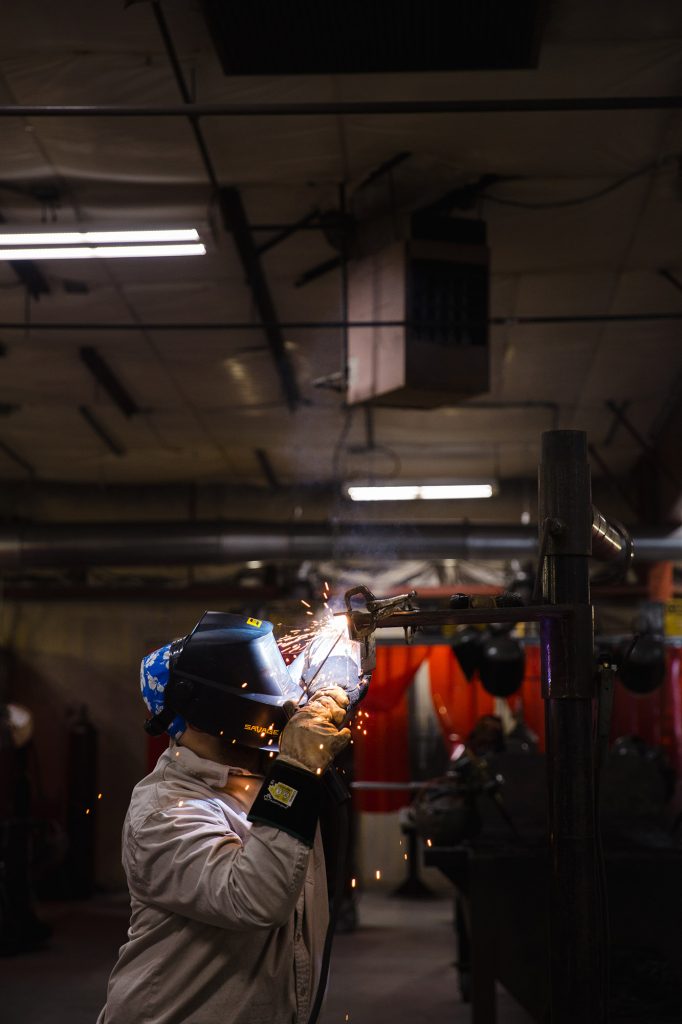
[140,643,186,739]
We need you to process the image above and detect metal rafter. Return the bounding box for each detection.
[0,97,680,117]
[150,2,300,412]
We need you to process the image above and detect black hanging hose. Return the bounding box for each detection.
[307,769,351,1024]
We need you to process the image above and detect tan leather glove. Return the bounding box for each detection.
[278,686,351,775]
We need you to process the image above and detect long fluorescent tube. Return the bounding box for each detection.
[0,244,206,260]
[347,483,495,501]
[0,229,200,244]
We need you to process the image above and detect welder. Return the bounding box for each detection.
[97,610,364,1024]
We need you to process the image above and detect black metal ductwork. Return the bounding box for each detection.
[0,521,677,569]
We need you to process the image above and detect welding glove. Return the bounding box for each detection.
[247,686,351,846]
[278,686,351,775]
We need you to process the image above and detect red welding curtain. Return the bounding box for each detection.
[427,644,545,749]
[147,646,682,811]
[352,645,546,812]
[352,645,430,812]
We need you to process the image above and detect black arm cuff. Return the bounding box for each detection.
[247,760,323,847]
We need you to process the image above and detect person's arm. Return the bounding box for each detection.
[127,686,350,931]
[126,801,311,930]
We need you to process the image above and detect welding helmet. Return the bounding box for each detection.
[144,611,301,750]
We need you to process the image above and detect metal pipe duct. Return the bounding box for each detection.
[591,507,632,563]
[0,522,679,569]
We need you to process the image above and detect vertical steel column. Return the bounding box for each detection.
[538,431,605,1023]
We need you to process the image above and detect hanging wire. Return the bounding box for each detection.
[483,153,679,210]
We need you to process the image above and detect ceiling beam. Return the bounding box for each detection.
[79,346,140,417]
[0,439,35,476]
[150,2,300,411]
[0,312,679,332]
[78,405,125,456]
[0,97,680,117]
[219,187,301,411]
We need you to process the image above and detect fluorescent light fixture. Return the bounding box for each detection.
[0,229,200,245]
[347,483,495,501]
[0,244,206,260]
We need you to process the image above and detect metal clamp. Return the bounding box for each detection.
[344,585,419,672]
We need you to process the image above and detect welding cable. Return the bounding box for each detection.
[307,770,351,1024]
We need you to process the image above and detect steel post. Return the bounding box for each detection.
[538,430,605,1023]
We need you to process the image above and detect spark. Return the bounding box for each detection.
[97,793,103,800]
[241,682,248,689]
[301,600,311,608]
[351,878,356,888]
[85,808,91,815]
[404,854,408,861]
[276,607,342,664]
[178,800,184,806]
[375,869,381,880]
[426,839,433,847]
[245,785,250,791]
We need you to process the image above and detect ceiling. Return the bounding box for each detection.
[0,0,680,526]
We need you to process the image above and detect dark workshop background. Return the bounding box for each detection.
[0,1,681,1022]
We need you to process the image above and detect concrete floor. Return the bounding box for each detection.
[0,892,533,1024]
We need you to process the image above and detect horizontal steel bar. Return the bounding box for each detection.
[0,98,680,118]
[352,605,576,629]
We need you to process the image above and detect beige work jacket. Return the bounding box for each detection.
[97,744,329,1024]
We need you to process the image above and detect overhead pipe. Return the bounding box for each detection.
[0,521,678,569]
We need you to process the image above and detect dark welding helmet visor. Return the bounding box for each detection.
[164,611,301,750]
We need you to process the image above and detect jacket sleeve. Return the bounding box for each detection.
[126,798,311,930]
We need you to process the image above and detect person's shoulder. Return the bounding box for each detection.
[127,769,227,839]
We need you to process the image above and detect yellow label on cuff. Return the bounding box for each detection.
[246,617,262,628]
[266,781,298,808]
